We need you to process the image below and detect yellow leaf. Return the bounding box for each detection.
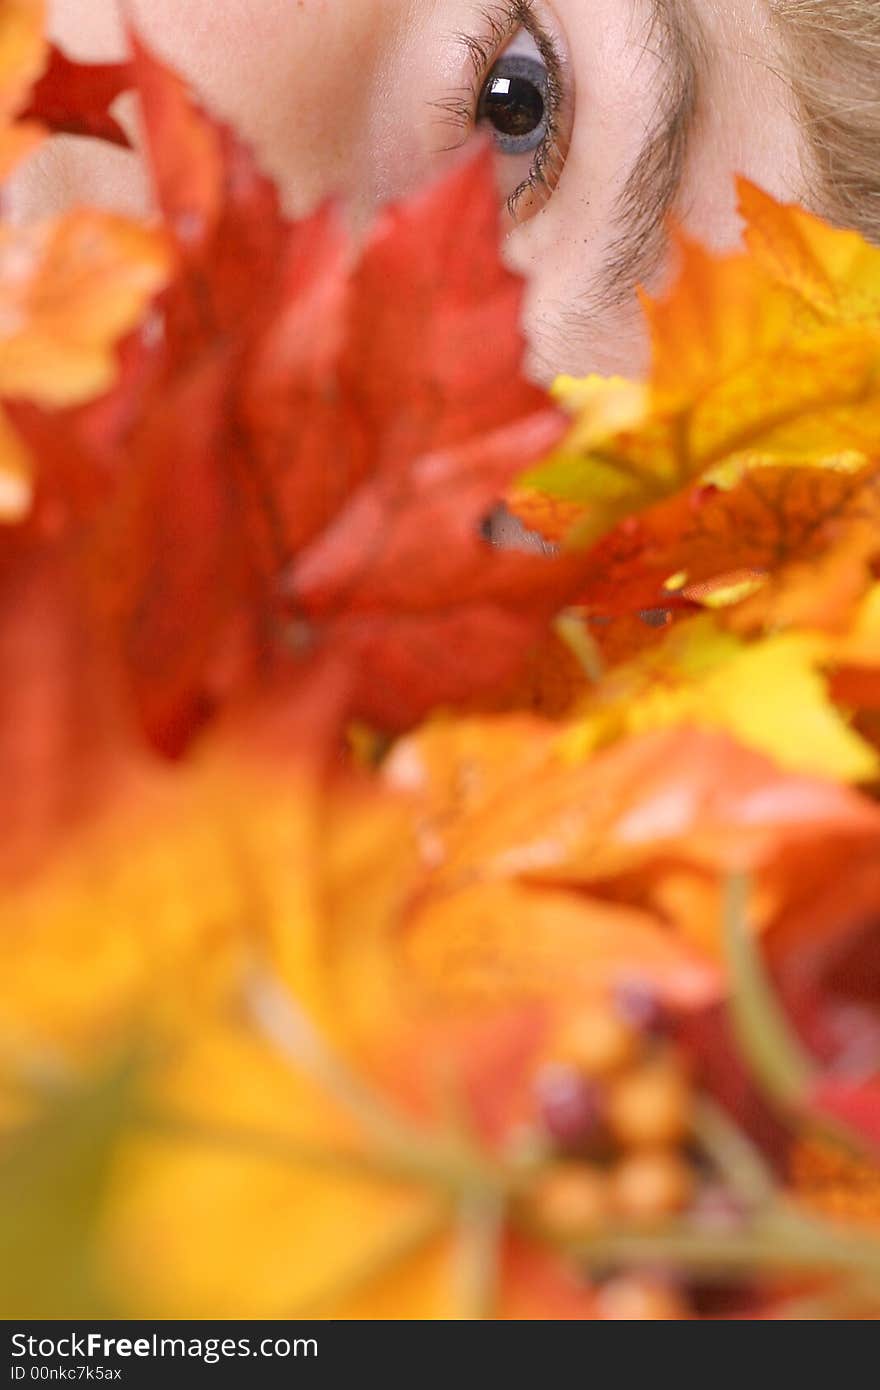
[0,708,331,1068]
[562,617,878,783]
[101,1025,442,1319]
[0,702,602,1319]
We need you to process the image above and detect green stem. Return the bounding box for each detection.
[554,610,604,683]
[137,1112,434,1188]
[692,1097,777,1208]
[244,971,512,1197]
[723,873,814,1109]
[455,1190,505,1321]
[723,876,878,1160]
[567,1208,880,1287]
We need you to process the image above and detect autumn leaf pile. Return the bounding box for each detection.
[2,2,880,1321]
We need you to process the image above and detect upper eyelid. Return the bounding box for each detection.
[459,2,536,80]
[431,1,546,139]
[458,0,557,88]
[464,2,569,137]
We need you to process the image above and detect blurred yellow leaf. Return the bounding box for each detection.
[562,616,878,783]
[0,1060,138,1318]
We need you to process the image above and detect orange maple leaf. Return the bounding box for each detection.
[385,718,880,972]
[559,463,880,620]
[514,182,880,672]
[0,0,46,178]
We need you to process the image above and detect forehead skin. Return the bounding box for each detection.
[28,0,805,380]
[44,0,468,212]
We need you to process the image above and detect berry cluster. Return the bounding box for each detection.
[523,989,696,1318]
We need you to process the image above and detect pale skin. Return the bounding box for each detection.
[13,0,807,381]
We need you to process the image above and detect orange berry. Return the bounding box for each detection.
[529,1163,609,1236]
[611,1150,694,1222]
[607,1062,692,1149]
[596,1276,690,1321]
[553,1007,639,1078]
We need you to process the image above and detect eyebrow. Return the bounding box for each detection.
[598,0,707,302]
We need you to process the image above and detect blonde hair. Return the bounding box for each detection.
[771,0,880,244]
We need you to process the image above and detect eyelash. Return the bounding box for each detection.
[434,0,567,217]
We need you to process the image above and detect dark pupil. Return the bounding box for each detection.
[483,73,545,139]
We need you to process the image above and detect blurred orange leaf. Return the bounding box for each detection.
[386,718,880,970]
[0,0,47,177]
[0,212,169,407]
[0,209,168,520]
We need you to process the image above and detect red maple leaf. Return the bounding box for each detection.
[19,44,133,148]
[10,37,584,755]
[0,495,133,879]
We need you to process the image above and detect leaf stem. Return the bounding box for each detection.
[554,609,604,683]
[692,1097,777,1208]
[137,1111,431,1188]
[723,873,814,1109]
[244,970,512,1197]
[455,1189,505,1321]
[567,1208,880,1287]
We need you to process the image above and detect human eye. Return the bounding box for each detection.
[435,2,573,221]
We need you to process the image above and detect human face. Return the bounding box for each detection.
[37,0,805,380]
